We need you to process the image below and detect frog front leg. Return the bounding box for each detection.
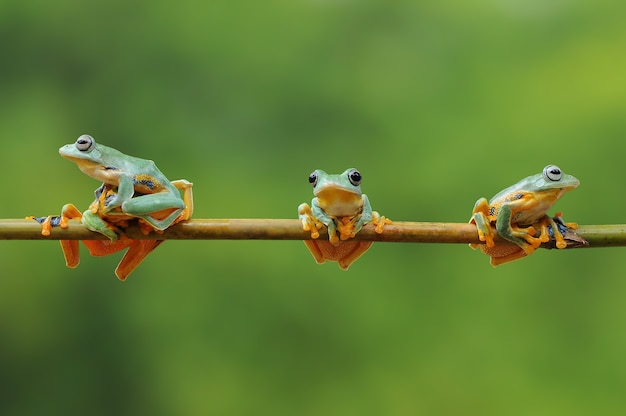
[101,174,135,212]
[470,197,495,249]
[298,202,324,239]
[310,199,341,243]
[101,175,184,231]
[496,205,547,255]
[350,196,372,238]
[81,209,122,241]
[361,194,391,234]
[337,194,389,240]
[334,194,380,240]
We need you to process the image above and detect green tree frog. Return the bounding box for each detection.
[469,164,579,266]
[59,134,193,233]
[298,168,390,270]
[29,134,193,280]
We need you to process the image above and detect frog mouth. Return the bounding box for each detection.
[61,156,122,184]
[555,181,579,194]
[315,186,363,216]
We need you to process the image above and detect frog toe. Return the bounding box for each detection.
[40,217,53,236]
[509,226,544,249]
[549,213,579,249]
[372,211,391,234]
[519,235,543,249]
[302,217,322,239]
[471,213,495,248]
[26,215,57,236]
[553,212,578,230]
[548,220,568,249]
[298,203,323,238]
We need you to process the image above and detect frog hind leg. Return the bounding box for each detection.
[44,204,86,268]
[26,203,83,236]
[61,230,132,269]
[135,181,194,233]
[553,212,578,230]
[60,229,126,271]
[170,179,194,221]
[550,213,577,249]
[79,239,161,280]
[82,239,133,257]
[303,239,373,270]
[336,241,374,270]
[60,240,81,268]
[477,238,533,266]
[121,192,186,231]
[303,240,326,264]
[510,217,552,251]
[26,215,57,236]
[114,240,164,281]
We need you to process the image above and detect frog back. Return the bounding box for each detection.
[118,157,175,194]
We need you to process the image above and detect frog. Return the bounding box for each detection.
[58,134,193,232]
[298,168,390,270]
[469,164,579,266]
[28,134,193,280]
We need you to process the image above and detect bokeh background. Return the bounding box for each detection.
[2,0,626,414]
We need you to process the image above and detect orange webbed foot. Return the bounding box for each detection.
[298,203,323,239]
[372,211,391,234]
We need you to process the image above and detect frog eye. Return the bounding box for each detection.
[308,171,318,187]
[347,169,362,186]
[76,134,94,152]
[543,165,562,182]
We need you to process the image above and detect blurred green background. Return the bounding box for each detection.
[2,0,626,414]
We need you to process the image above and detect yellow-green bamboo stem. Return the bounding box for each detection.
[0,219,624,248]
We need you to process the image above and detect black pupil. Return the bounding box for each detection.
[308,173,317,184]
[350,171,361,183]
[551,168,561,176]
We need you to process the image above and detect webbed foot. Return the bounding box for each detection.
[372,211,391,234]
[298,203,323,239]
[171,179,194,221]
[470,198,495,248]
[548,212,582,249]
[26,203,84,236]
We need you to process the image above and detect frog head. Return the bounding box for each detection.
[308,168,365,217]
[58,134,128,184]
[524,164,579,197]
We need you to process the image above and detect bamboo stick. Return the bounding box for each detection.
[1,219,624,248]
